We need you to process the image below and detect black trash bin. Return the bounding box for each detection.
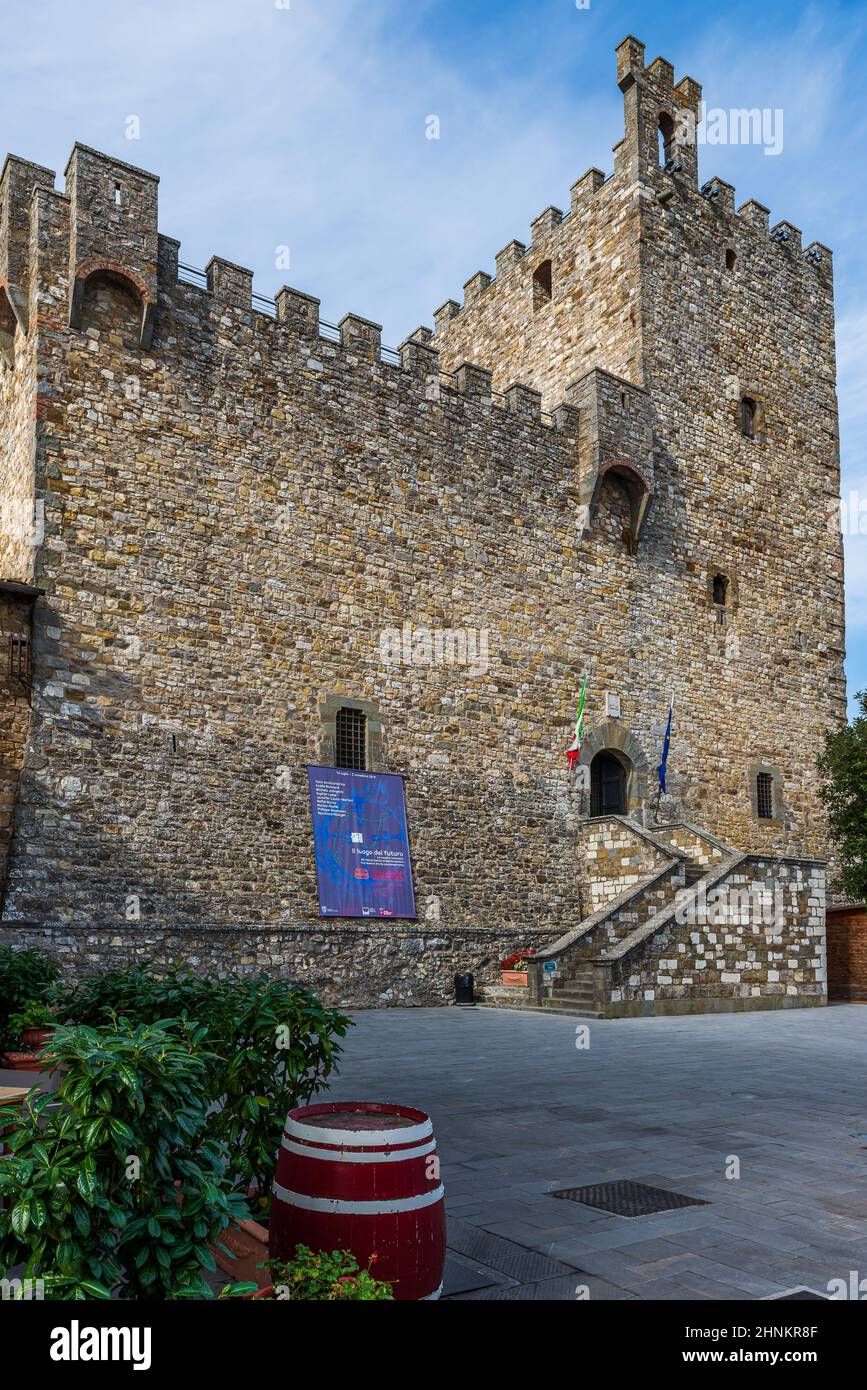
[454,972,475,1006]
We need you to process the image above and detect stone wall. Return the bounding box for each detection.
[580,816,672,915]
[433,163,642,410]
[655,823,728,866]
[826,904,867,1002]
[0,591,34,910]
[607,856,827,1015]
[0,921,564,1009]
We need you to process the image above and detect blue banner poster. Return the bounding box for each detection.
[306,766,417,919]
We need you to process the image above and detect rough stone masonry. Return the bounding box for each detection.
[0,37,846,1010]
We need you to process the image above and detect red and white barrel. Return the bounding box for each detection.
[270,1101,446,1301]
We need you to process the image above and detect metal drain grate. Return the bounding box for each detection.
[550,1179,709,1218]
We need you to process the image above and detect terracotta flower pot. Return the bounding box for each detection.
[1,1026,57,1073]
[501,970,528,987]
[211,1216,271,1289]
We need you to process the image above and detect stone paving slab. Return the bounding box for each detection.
[444,1219,576,1285]
[336,1004,867,1302]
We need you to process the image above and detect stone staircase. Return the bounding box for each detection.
[539,964,600,1017]
[476,818,743,1019]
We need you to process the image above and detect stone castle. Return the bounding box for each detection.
[0,37,846,1014]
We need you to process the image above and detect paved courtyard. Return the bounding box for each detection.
[336,1003,867,1300]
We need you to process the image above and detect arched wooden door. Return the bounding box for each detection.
[590,751,628,816]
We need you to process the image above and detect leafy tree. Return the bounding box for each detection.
[817,690,867,902]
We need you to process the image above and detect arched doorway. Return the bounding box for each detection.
[590,751,629,816]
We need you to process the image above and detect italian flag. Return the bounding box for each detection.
[566,674,588,770]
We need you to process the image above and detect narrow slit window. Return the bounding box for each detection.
[740,396,757,439]
[335,707,367,770]
[114,183,122,207]
[756,772,774,820]
[726,248,736,271]
[658,112,676,167]
[712,574,729,607]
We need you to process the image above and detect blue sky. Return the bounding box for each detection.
[1,0,864,713]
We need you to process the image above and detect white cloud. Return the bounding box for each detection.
[0,0,617,345]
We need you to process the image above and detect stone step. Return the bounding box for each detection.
[540,999,604,1018]
[475,998,601,1019]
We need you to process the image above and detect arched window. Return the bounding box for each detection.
[658,111,676,167]
[533,259,553,310]
[712,574,729,607]
[335,706,367,770]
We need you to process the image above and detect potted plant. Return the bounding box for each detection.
[0,946,60,1056]
[500,949,535,987]
[2,1000,57,1071]
[248,1245,393,1300]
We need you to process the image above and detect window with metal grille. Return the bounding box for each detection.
[335,707,366,770]
[8,633,31,681]
[756,772,774,820]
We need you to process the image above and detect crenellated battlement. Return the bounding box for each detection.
[0,143,594,458]
[428,36,830,369]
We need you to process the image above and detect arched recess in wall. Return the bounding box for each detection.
[69,261,155,348]
[587,458,653,553]
[579,720,652,814]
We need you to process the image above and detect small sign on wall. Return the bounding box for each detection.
[606,691,621,719]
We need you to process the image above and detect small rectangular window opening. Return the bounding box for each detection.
[8,633,31,680]
[114,183,122,208]
[756,772,774,820]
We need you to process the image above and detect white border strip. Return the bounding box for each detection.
[285,1115,432,1147]
[281,1136,436,1165]
[272,1180,444,1215]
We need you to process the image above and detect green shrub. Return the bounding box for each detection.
[0,1020,249,1300]
[267,1245,393,1300]
[57,966,351,1203]
[0,947,60,1051]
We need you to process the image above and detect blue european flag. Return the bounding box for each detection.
[658,704,673,794]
